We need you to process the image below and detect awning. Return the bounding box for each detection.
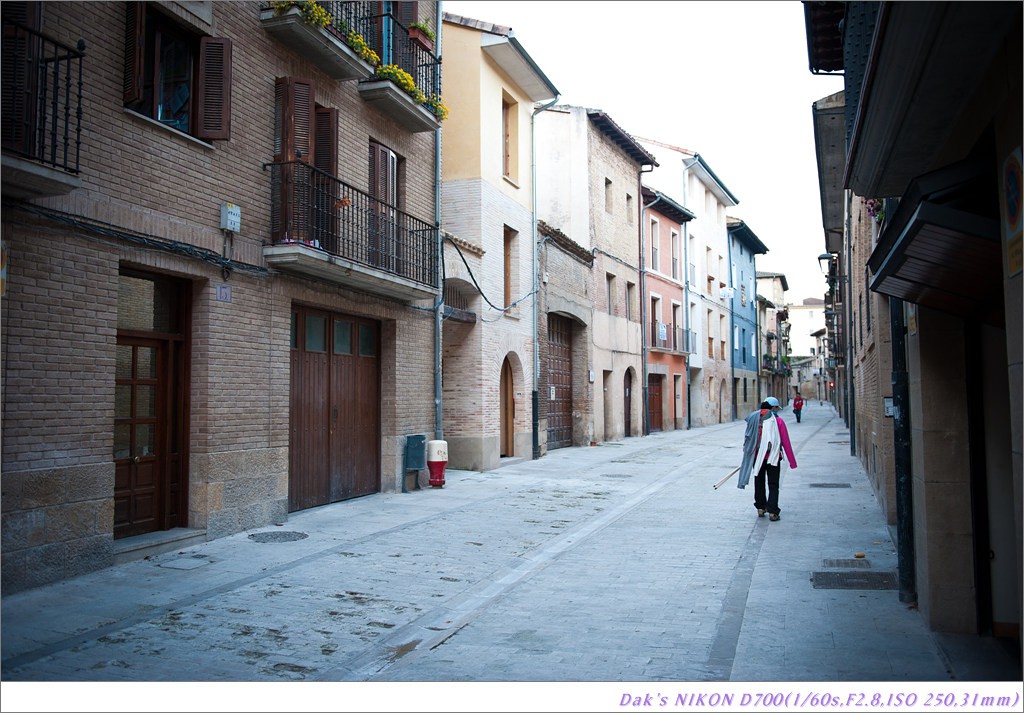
[867,159,1002,321]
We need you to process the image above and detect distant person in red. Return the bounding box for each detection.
[792,390,804,423]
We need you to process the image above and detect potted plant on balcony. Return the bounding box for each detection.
[407,19,435,52]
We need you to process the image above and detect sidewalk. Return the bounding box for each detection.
[2,402,1020,709]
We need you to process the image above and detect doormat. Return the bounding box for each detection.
[249,531,309,543]
[811,571,897,590]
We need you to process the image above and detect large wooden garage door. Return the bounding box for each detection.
[290,307,380,511]
[547,314,573,450]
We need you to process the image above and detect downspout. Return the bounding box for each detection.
[532,93,559,459]
[433,0,444,443]
[755,299,762,404]
[641,187,662,436]
[890,296,916,603]
[844,190,855,454]
[681,156,699,429]
[727,233,735,420]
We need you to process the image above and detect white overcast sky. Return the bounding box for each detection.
[442,0,845,303]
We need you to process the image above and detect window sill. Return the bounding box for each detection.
[123,108,215,149]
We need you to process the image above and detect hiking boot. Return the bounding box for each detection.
[769,513,781,521]
[756,509,766,517]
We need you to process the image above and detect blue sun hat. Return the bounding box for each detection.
[765,396,781,408]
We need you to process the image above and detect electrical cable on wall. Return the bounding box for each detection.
[5,201,272,278]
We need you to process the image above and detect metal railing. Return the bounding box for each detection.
[1,17,84,174]
[649,320,670,349]
[265,160,438,288]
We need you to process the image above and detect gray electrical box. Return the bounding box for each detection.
[404,434,426,470]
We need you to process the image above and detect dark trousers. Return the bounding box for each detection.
[794,408,802,422]
[754,460,782,515]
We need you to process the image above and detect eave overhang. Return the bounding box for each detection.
[587,111,658,168]
[811,91,846,254]
[481,33,559,103]
[845,1,1022,198]
[642,186,696,225]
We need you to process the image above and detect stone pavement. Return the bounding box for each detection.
[2,402,1021,712]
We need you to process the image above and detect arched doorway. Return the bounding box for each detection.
[624,370,633,437]
[500,357,514,457]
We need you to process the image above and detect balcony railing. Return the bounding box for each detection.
[264,160,438,298]
[649,320,670,350]
[357,10,442,132]
[1,17,84,198]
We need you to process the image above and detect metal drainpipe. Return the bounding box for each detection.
[844,190,856,454]
[641,187,661,436]
[727,232,735,420]
[433,0,444,443]
[681,156,699,429]
[889,296,916,604]
[531,94,559,459]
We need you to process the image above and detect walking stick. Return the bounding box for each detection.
[713,466,741,490]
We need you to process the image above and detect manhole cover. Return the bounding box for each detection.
[249,531,308,543]
[823,558,871,569]
[809,483,852,488]
[811,571,897,590]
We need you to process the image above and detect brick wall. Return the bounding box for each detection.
[2,1,440,592]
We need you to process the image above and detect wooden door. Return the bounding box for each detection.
[624,370,632,437]
[647,374,663,432]
[114,338,166,538]
[290,307,380,511]
[500,357,514,457]
[546,315,573,450]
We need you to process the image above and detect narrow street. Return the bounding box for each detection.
[2,403,1020,712]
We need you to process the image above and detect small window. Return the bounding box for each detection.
[123,3,232,140]
[334,320,352,355]
[305,315,326,352]
[359,323,377,357]
[502,94,518,181]
[626,194,634,224]
[604,179,613,213]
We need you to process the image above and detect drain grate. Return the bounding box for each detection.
[601,473,632,479]
[811,571,897,590]
[249,531,308,543]
[809,483,852,488]
[823,558,871,569]
[828,440,850,444]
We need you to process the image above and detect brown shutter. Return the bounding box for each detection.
[314,107,337,177]
[196,37,231,140]
[273,77,315,162]
[395,1,418,28]
[123,2,145,104]
[2,2,42,153]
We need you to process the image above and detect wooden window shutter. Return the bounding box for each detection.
[123,2,145,104]
[313,107,338,177]
[2,2,42,152]
[395,2,418,28]
[196,37,231,141]
[369,141,393,204]
[273,77,315,162]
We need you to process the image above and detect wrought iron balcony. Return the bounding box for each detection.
[263,160,438,302]
[1,17,84,199]
[357,11,442,133]
[649,320,670,350]
[259,2,378,80]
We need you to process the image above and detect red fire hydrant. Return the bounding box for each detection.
[426,439,448,488]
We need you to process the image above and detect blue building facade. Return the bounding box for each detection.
[727,218,768,418]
